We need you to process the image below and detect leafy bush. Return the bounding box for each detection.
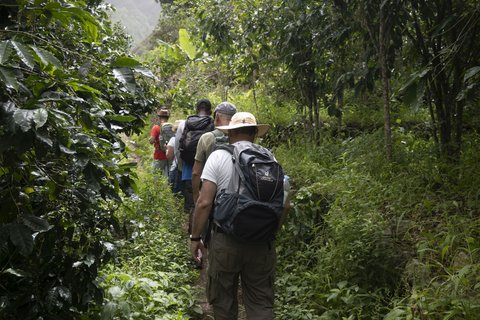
[88,169,201,319]
[0,1,157,318]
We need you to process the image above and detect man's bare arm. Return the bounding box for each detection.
[190,180,216,262]
[192,160,205,203]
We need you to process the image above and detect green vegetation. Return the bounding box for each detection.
[273,131,480,318]
[88,168,200,319]
[1,0,479,319]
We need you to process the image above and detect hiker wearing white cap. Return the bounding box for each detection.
[190,112,289,319]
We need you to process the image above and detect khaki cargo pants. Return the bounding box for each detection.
[207,231,276,319]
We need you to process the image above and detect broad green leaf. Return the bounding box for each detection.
[11,41,35,69]
[464,66,480,81]
[101,301,117,320]
[107,115,136,122]
[113,67,136,93]
[31,46,62,70]
[39,91,85,103]
[133,67,156,79]
[20,214,50,232]
[112,57,141,68]
[0,66,19,90]
[384,308,406,320]
[13,108,48,132]
[0,40,11,64]
[83,20,99,43]
[33,108,48,129]
[178,29,197,60]
[67,81,101,95]
[13,108,34,132]
[9,223,34,257]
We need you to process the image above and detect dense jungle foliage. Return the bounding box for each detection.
[1,0,479,319]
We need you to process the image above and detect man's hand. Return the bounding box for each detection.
[190,240,205,264]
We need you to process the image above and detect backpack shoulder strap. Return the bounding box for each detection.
[215,143,234,154]
[212,129,223,138]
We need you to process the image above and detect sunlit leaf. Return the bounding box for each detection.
[133,67,156,79]
[11,41,35,69]
[113,67,136,93]
[13,109,34,132]
[112,57,141,68]
[31,46,62,70]
[0,66,19,90]
[68,81,101,95]
[178,28,197,60]
[0,40,11,64]
[33,108,48,129]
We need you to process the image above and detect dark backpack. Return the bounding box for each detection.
[158,123,174,153]
[179,115,214,166]
[213,141,285,242]
[210,129,229,155]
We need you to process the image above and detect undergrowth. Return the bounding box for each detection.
[273,130,480,319]
[87,168,201,319]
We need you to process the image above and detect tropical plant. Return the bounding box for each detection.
[0,1,157,318]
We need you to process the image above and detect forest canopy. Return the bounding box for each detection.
[1,0,479,319]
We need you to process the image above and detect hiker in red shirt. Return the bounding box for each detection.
[149,108,171,176]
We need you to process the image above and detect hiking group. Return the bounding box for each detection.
[149,99,291,319]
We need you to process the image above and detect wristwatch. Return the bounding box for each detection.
[189,235,201,241]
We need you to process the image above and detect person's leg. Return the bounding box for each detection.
[159,159,169,177]
[183,180,194,234]
[183,180,194,212]
[168,169,175,189]
[240,241,276,320]
[207,232,241,319]
[152,159,162,172]
[174,170,183,194]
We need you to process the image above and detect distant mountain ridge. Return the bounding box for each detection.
[106,0,161,47]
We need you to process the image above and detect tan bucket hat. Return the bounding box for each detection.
[217,112,270,137]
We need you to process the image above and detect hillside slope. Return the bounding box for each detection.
[106,0,161,47]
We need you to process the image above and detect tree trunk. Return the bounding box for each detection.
[379,8,393,161]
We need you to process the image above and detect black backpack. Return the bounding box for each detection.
[213,141,285,242]
[158,123,174,153]
[210,129,229,154]
[179,115,214,166]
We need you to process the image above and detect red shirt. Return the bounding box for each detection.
[150,124,167,160]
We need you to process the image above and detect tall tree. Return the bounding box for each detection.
[402,0,480,162]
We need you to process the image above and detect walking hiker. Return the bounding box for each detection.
[149,108,172,177]
[166,120,184,194]
[190,112,291,319]
[192,101,237,203]
[178,99,214,220]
